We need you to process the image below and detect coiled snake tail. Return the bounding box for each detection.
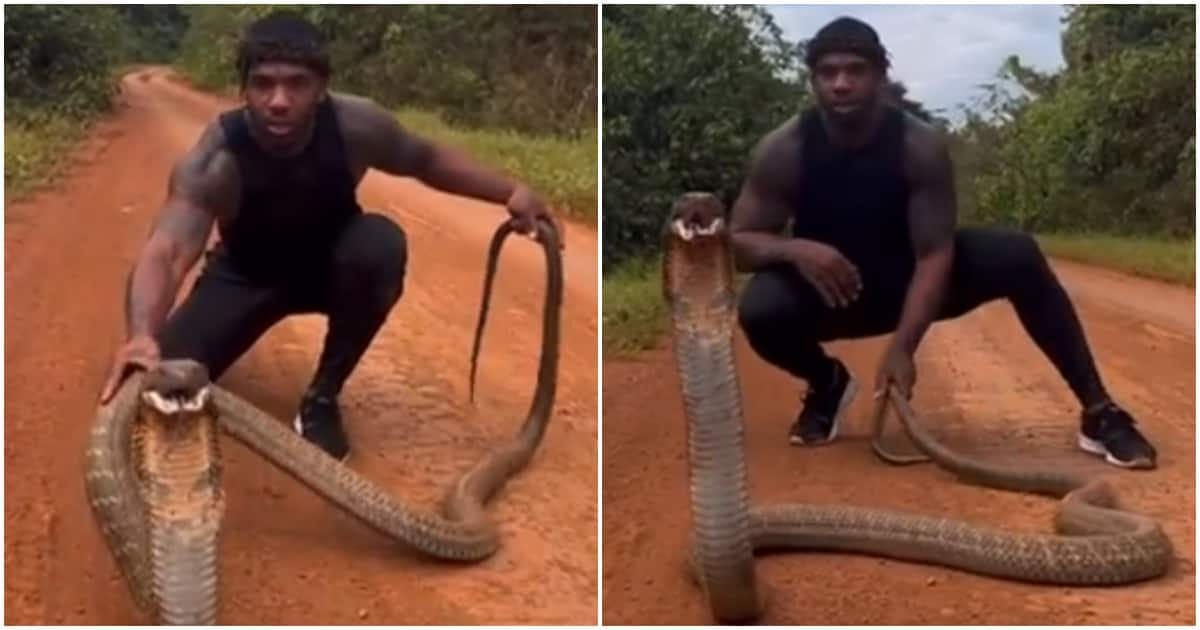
[662,191,1172,624]
[458,216,564,519]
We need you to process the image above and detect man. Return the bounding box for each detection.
[730,16,1157,469]
[98,13,556,462]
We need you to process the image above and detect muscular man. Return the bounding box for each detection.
[730,17,1157,469]
[98,13,556,462]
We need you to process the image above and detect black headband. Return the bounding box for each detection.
[804,16,890,71]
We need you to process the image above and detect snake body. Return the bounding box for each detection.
[662,192,1173,624]
[84,218,563,624]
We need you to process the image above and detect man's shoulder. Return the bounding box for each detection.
[173,119,239,199]
[759,114,804,153]
[895,110,952,189]
[749,114,804,178]
[899,111,949,162]
[328,92,392,143]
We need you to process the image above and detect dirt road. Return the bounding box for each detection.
[5,68,597,625]
[603,249,1194,623]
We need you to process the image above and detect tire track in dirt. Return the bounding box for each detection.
[5,68,597,625]
[602,258,1194,625]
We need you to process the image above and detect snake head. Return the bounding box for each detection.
[140,359,212,414]
[662,192,736,306]
[666,192,727,243]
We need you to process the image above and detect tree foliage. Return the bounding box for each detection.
[958,5,1194,237]
[602,5,805,270]
[5,5,188,121]
[603,4,1194,273]
[174,5,596,137]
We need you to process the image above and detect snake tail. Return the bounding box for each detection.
[454,217,564,518]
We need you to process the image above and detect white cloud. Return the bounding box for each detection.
[768,4,1067,122]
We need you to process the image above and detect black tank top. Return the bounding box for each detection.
[793,104,914,281]
[215,98,361,283]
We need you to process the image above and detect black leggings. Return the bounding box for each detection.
[157,212,408,398]
[737,226,1108,408]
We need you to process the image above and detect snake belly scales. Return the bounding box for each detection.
[661,192,1174,624]
[83,217,563,625]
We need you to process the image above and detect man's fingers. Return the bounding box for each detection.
[811,275,840,309]
[809,269,841,307]
[99,365,123,404]
[835,262,862,302]
[825,274,853,308]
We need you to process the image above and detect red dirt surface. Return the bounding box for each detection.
[602,236,1195,622]
[5,68,598,625]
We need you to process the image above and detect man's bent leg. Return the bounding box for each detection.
[294,212,408,461]
[157,252,296,383]
[737,266,869,446]
[943,227,1156,468]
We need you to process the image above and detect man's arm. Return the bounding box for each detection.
[124,127,224,339]
[347,96,520,205]
[891,122,958,355]
[729,122,801,272]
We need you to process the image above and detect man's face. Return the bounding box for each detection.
[243,61,326,154]
[810,52,882,125]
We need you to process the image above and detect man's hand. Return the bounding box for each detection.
[788,239,862,309]
[507,184,563,250]
[874,343,916,400]
[99,335,161,404]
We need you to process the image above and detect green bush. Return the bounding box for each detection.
[601,5,804,271]
[395,109,597,221]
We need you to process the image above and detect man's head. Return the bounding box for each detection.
[804,17,890,126]
[235,12,331,155]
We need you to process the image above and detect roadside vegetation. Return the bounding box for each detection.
[602,5,1195,356]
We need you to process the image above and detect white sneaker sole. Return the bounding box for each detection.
[294,414,351,463]
[790,375,858,446]
[1076,433,1152,469]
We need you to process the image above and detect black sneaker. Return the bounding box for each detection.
[1077,401,1157,469]
[293,392,350,462]
[789,359,858,446]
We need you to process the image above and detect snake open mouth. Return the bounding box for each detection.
[140,386,211,414]
[667,191,728,242]
[670,217,724,241]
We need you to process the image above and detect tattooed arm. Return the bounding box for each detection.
[101,123,232,402]
[125,123,232,339]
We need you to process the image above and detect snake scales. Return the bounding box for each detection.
[661,192,1173,624]
[84,217,563,624]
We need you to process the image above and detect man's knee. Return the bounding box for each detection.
[958,226,1049,278]
[333,212,408,296]
[737,268,797,339]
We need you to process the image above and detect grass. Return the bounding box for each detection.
[602,254,667,357]
[1035,232,1195,286]
[602,231,1196,357]
[4,109,99,200]
[393,108,597,223]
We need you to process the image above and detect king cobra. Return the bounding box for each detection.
[84,217,562,625]
[662,192,1173,624]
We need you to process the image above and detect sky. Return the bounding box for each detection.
[767,4,1069,124]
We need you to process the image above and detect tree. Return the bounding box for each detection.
[602,5,804,269]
